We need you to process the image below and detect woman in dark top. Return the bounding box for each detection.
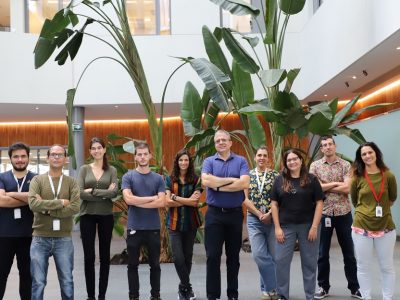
[350,142,397,300]
[165,149,202,300]
[271,149,324,300]
[78,137,118,300]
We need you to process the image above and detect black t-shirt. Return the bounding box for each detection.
[271,174,324,224]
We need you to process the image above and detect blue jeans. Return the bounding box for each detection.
[30,236,74,300]
[275,223,320,300]
[247,214,276,293]
[318,213,359,293]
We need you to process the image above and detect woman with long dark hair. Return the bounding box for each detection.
[78,137,118,300]
[270,149,324,300]
[351,142,397,300]
[165,149,202,300]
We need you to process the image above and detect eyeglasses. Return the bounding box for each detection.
[49,153,65,158]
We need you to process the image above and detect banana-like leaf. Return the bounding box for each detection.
[247,114,266,149]
[341,103,394,123]
[186,128,216,149]
[232,60,254,109]
[275,123,292,136]
[261,69,287,88]
[194,142,217,160]
[307,112,333,135]
[285,107,307,129]
[34,36,57,69]
[239,100,284,122]
[202,26,231,77]
[209,0,260,17]
[306,101,333,121]
[54,32,83,65]
[181,82,203,135]
[331,95,360,128]
[284,68,300,92]
[279,0,306,15]
[289,92,302,109]
[264,0,277,44]
[222,28,260,74]
[295,125,309,139]
[333,127,366,145]
[328,97,339,116]
[242,35,259,48]
[189,58,230,111]
[205,103,220,128]
[273,91,293,112]
[122,141,136,154]
[65,88,77,169]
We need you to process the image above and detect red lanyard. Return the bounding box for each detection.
[364,170,385,204]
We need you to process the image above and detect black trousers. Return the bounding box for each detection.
[0,236,32,300]
[127,230,161,298]
[80,214,114,299]
[204,206,243,299]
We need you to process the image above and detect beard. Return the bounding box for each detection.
[12,164,27,172]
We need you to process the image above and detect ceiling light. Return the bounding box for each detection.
[35,106,39,110]
[114,105,119,108]
[352,75,357,79]
[324,94,328,97]
[396,46,400,50]
[362,70,368,76]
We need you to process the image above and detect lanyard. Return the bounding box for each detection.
[364,170,385,204]
[12,172,27,193]
[48,174,63,200]
[255,168,267,196]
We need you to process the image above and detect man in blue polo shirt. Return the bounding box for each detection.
[0,142,36,300]
[202,130,250,300]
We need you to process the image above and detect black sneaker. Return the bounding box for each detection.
[188,287,196,300]
[314,287,329,299]
[178,290,189,300]
[351,290,362,299]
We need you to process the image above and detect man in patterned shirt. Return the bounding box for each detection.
[310,136,361,299]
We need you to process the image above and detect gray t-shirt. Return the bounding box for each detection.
[121,170,165,230]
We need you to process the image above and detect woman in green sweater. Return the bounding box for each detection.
[350,142,397,300]
[78,137,118,300]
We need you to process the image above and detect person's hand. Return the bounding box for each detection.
[275,227,285,243]
[260,213,272,224]
[108,183,116,190]
[84,188,92,193]
[35,194,42,201]
[61,199,70,206]
[308,226,318,242]
[190,190,201,200]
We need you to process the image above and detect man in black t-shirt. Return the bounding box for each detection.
[0,142,36,300]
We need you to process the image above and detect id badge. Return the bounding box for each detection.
[53,219,61,231]
[325,217,332,227]
[14,208,21,219]
[376,206,383,217]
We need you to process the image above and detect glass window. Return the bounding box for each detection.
[0,0,11,32]
[27,0,59,34]
[221,0,251,33]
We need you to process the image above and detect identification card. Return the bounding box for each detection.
[14,208,21,219]
[376,206,383,217]
[53,219,61,231]
[325,217,332,227]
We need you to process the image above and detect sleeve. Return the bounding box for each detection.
[350,177,358,207]
[165,176,172,191]
[201,157,212,174]
[92,167,118,199]
[239,157,250,176]
[77,165,102,202]
[194,176,203,192]
[309,162,317,176]
[270,175,281,203]
[28,176,63,212]
[121,171,131,190]
[343,161,351,181]
[312,175,324,201]
[157,175,166,193]
[50,179,81,218]
[387,172,397,202]
[0,174,5,190]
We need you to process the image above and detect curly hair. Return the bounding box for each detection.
[281,149,310,193]
[353,142,388,177]
[170,149,196,184]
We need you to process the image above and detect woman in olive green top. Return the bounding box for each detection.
[350,142,397,300]
[78,137,118,300]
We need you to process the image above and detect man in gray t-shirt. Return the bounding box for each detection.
[122,142,165,300]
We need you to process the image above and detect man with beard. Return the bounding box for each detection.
[310,136,362,299]
[122,142,166,300]
[0,142,36,300]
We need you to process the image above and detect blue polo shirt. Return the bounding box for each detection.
[0,170,36,237]
[202,152,249,208]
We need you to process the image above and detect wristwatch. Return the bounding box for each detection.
[172,194,177,201]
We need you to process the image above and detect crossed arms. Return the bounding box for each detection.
[123,189,166,208]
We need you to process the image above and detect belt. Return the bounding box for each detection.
[208,205,242,213]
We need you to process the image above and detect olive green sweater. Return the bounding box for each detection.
[350,170,397,231]
[28,173,80,237]
[78,164,118,216]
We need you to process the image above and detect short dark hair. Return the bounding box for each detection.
[353,142,388,177]
[47,144,67,157]
[8,142,30,158]
[134,142,151,155]
[320,135,335,146]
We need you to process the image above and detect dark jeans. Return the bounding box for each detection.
[169,228,197,291]
[0,236,32,300]
[204,206,243,299]
[80,214,114,299]
[127,230,161,299]
[317,213,359,292]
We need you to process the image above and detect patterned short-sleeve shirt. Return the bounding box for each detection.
[248,168,279,213]
[309,156,352,216]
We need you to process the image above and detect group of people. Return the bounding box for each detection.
[0,130,397,300]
